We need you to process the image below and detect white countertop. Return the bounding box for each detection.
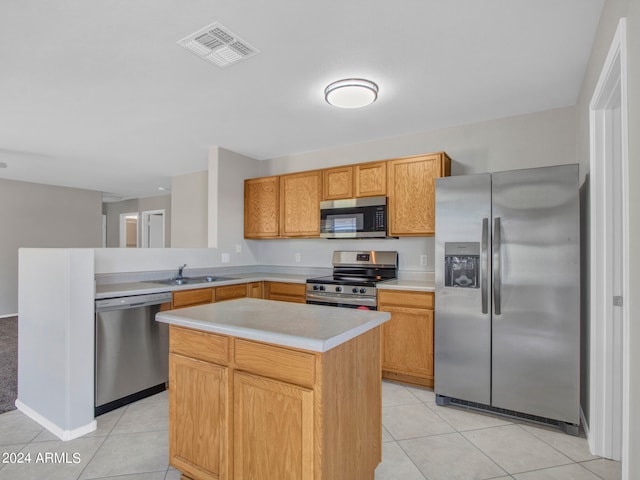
[95,271,435,299]
[377,278,435,292]
[156,297,391,352]
[95,272,310,299]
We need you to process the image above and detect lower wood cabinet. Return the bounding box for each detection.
[378,290,434,388]
[169,353,229,480]
[172,288,215,309]
[215,284,247,302]
[172,283,254,309]
[245,281,263,299]
[234,372,314,480]
[168,325,381,480]
[264,281,306,303]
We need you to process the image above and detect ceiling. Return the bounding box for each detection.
[0,0,604,200]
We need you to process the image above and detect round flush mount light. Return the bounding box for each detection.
[324,78,378,108]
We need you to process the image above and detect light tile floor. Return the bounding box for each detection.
[0,381,622,480]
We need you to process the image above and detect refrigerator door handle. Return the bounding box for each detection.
[481,217,489,314]
[493,217,502,315]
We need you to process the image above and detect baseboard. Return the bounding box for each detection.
[580,405,590,439]
[15,399,97,441]
[0,313,18,319]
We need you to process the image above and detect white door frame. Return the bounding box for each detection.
[589,17,629,476]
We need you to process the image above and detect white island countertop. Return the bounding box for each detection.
[156,297,391,352]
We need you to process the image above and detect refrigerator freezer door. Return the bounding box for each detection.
[435,174,492,405]
[491,164,580,424]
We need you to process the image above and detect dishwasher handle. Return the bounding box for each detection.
[95,292,172,312]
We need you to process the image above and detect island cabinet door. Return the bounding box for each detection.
[169,353,229,480]
[233,372,314,480]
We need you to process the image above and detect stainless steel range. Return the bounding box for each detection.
[306,251,398,309]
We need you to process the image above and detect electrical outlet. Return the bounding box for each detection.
[294,253,301,263]
[221,253,230,263]
[235,244,242,253]
[420,254,428,267]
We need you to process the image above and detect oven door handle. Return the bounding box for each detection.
[305,292,377,308]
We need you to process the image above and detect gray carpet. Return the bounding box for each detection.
[0,316,18,414]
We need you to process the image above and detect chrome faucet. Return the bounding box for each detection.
[176,264,187,279]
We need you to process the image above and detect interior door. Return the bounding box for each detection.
[434,173,492,405]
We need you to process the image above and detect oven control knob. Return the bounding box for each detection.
[359,288,367,294]
[335,286,342,293]
[352,287,359,294]
[313,285,319,291]
[319,285,326,291]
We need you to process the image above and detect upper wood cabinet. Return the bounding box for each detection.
[244,176,279,239]
[322,161,387,201]
[323,166,353,200]
[244,151,450,238]
[279,170,322,237]
[387,153,451,237]
[355,161,387,198]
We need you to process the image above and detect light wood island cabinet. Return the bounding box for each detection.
[379,290,435,388]
[161,298,388,480]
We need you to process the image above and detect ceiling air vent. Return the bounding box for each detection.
[177,22,260,68]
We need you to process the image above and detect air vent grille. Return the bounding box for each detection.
[177,22,260,68]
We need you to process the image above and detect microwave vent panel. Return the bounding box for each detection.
[177,22,260,68]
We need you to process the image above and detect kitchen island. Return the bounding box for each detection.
[156,298,391,480]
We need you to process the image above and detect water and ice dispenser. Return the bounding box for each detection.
[444,242,480,289]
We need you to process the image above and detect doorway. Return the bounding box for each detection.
[141,210,165,248]
[589,17,629,477]
[119,212,139,248]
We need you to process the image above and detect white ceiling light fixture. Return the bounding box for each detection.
[324,78,379,108]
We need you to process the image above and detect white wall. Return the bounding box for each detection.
[171,170,208,248]
[256,106,577,272]
[572,0,638,475]
[0,179,102,316]
[626,0,640,472]
[17,248,96,439]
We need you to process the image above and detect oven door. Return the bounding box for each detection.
[305,293,377,310]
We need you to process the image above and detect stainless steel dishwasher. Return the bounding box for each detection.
[95,291,172,416]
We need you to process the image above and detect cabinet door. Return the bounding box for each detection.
[264,282,306,303]
[246,281,263,299]
[355,161,386,197]
[244,176,279,238]
[215,284,247,302]
[323,166,354,200]
[280,171,322,237]
[170,353,229,480]
[387,153,450,236]
[234,372,314,480]
[379,305,433,382]
[173,288,215,309]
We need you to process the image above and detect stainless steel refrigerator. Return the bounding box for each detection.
[434,164,580,433]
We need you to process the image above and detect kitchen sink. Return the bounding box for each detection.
[152,276,235,286]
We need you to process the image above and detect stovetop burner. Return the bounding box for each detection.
[305,251,398,309]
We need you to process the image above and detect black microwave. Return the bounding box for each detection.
[320,196,389,238]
